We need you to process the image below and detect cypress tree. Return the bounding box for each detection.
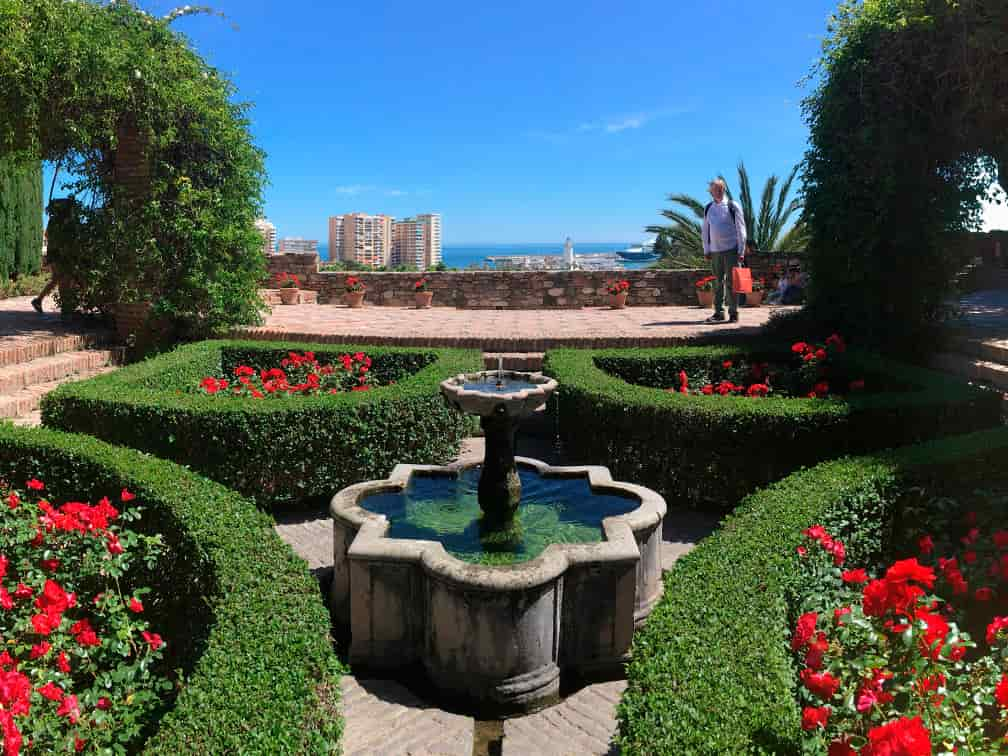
[0,156,43,279]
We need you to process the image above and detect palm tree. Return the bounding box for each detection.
[647,162,808,256]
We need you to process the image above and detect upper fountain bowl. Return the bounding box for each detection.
[440,370,558,418]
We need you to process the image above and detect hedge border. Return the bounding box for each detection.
[41,339,482,508]
[615,426,1008,754]
[0,422,343,754]
[543,345,1001,510]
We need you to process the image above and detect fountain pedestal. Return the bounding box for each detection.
[478,407,521,523]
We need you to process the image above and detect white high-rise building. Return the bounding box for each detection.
[328,213,394,267]
[392,213,442,269]
[254,218,277,256]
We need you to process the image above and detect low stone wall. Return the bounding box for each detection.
[266,253,708,308]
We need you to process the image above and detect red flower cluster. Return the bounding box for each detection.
[694,275,716,291]
[413,278,429,292]
[275,271,300,289]
[200,351,374,398]
[861,717,932,756]
[790,334,864,398]
[0,481,168,754]
[606,279,631,295]
[800,524,847,566]
[344,275,365,293]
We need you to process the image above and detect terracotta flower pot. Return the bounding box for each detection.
[415,291,434,309]
[746,290,764,307]
[344,291,365,308]
[278,287,300,305]
[609,292,629,309]
[696,289,715,308]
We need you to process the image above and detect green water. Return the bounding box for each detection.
[360,466,640,565]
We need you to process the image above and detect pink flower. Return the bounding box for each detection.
[56,693,80,723]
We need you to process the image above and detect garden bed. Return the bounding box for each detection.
[0,423,343,754]
[615,426,1008,754]
[544,343,1002,511]
[40,339,481,509]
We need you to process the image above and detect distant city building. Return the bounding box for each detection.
[392,213,442,269]
[254,218,276,256]
[328,213,394,267]
[278,237,319,255]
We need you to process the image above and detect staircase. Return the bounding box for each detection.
[930,336,1008,395]
[0,331,121,426]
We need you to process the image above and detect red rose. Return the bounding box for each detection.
[791,342,809,354]
[828,740,857,756]
[56,693,80,723]
[142,631,164,651]
[987,616,1008,645]
[801,705,830,730]
[121,488,136,502]
[37,682,63,702]
[805,632,829,671]
[862,716,931,756]
[842,568,869,584]
[129,597,144,613]
[800,668,840,700]
[95,697,111,710]
[974,587,995,602]
[791,612,818,651]
[57,652,70,673]
[26,479,44,491]
[833,606,851,625]
[995,674,1008,709]
[917,535,933,555]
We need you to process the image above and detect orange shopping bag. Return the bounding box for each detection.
[732,265,752,294]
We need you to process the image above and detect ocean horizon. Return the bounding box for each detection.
[316,241,643,269]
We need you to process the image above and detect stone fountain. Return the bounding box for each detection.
[328,366,666,715]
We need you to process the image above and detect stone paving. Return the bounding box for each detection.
[274,436,719,756]
[238,301,796,350]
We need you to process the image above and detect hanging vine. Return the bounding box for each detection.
[0,0,267,334]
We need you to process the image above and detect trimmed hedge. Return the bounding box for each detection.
[0,422,343,754]
[544,345,1001,510]
[41,339,481,508]
[615,426,1008,755]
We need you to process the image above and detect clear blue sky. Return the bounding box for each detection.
[43,1,1007,242]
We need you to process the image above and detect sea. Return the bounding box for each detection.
[316,241,652,270]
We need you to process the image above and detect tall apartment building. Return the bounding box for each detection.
[253,218,276,256]
[277,237,319,255]
[328,213,394,267]
[392,213,442,269]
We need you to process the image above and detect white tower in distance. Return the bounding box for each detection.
[563,237,575,270]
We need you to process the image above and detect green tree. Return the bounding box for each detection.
[647,162,808,256]
[0,156,42,279]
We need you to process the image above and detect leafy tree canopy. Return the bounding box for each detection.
[801,0,1007,347]
[0,0,267,334]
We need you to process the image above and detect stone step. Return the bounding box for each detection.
[482,352,546,373]
[0,331,112,369]
[0,349,120,394]
[930,351,1008,392]
[0,363,119,420]
[945,336,1008,366]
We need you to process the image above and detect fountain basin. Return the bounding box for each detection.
[440,370,558,418]
[329,457,666,715]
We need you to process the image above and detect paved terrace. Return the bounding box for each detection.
[236,302,797,350]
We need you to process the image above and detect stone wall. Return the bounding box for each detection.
[266,253,720,308]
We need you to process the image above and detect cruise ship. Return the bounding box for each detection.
[617,242,658,262]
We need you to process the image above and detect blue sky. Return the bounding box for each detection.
[46,1,1008,242]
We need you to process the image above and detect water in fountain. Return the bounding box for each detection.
[359,465,639,565]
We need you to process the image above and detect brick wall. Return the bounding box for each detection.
[266,253,725,308]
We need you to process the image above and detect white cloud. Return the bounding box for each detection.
[333,185,371,195]
[385,189,407,197]
[605,116,646,133]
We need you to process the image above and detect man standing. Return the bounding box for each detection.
[701,178,747,323]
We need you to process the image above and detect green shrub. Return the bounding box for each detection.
[0,423,343,754]
[615,427,1008,755]
[41,339,481,509]
[544,345,1000,511]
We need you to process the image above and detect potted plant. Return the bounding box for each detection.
[694,275,716,308]
[746,276,766,306]
[276,272,300,305]
[414,277,433,308]
[606,279,631,309]
[344,275,366,308]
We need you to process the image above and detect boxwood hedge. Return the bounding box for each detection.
[615,426,1008,755]
[41,339,481,508]
[544,345,1001,510]
[0,422,343,754]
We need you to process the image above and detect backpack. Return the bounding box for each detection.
[704,200,738,224]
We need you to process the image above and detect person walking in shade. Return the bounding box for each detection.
[31,198,78,315]
[701,178,747,323]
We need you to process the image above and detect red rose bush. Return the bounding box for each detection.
[791,522,1008,753]
[0,480,170,754]
[199,350,374,398]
